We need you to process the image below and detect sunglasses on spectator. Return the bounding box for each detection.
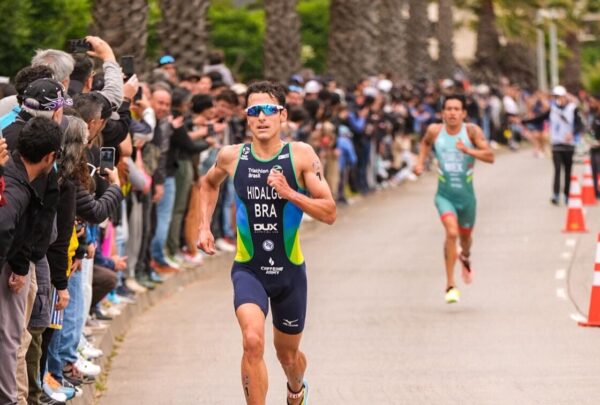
[245,104,284,117]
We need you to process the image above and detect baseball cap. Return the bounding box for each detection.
[304,80,321,94]
[442,78,455,89]
[158,55,176,67]
[552,85,567,97]
[377,79,393,93]
[231,83,248,96]
[22,78,73,111]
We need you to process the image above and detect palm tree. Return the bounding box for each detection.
[471,0,501,83]
[379,0,408,81]
[263,0,301,83]
[327,0,360,89]
[159,0,209,70]
[437,0,455,79]
[90,0,148,64]
[355,0,382,77]
[407,0,432,81]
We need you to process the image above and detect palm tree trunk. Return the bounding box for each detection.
[356,0,381,77]
[158,0,209,71]
[327,0,360,89]
[90,0,148,65]
[472,0,501,82]
[437,0,455,79]
[562,30,581,93]
[379,0,408,81]
[263,0,301,83]
[407,0,431,81]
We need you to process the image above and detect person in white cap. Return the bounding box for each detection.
[523,85,581,205]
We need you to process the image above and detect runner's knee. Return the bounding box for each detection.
[242,330,264,360]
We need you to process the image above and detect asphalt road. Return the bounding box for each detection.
[101,149,600,405]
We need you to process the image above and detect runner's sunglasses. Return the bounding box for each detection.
[245,104,284,117]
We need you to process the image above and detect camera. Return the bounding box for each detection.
[67,39,91,54]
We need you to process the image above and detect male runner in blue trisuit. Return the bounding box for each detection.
[198,81,336,405]
[415,95,494,303]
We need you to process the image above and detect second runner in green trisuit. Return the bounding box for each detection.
[415,95,495,303]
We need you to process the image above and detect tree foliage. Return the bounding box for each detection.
[0,0,90,77]
[208,0,265,82]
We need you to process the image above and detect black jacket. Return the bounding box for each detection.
[4,112,61,262]
[0,152,43,275]
[45,179,76,290]
[101,100,132,163]
[166,126,209,177]
[75,182,122,224]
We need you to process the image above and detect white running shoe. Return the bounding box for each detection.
[445,287,461,304]
[75,354,101,377]
[78,337,103,360]
[177,250,204,266]
[125,278,147,293]
[215,238,236,252]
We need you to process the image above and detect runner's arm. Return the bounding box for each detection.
[269,143,336,225]
[461,124,495,164]
[198,145,239,254]
[414,124,439,175]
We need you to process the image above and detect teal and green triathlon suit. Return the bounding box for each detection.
[232,143,307,334]
[434,124,477,233]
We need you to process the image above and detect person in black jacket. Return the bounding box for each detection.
[0,117,61,405]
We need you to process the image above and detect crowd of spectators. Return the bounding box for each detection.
[1,35,599,405]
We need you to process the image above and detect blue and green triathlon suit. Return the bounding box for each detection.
[232,142,307,334]
[434,124,477,233]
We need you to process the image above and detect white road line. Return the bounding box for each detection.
[556,288,567,300]
[570,313,587,323]
[555,269,567,280]
[565,238,577,248]
[561,252,572,260]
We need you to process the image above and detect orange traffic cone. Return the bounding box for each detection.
[581,159,597,206]
[563,174,588,233]
[579,233,600,327]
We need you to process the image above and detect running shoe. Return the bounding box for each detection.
[42,374,72,402]
[459,253,473,285]
[78,336,103,360]
[445,287,461,304]
[40,392,66,405]
[164,254,183,269]
[215,238,236,252]
[74,354,102,377]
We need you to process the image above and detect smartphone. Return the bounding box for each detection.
[99,147,116,174]
[133,87,143,102]
[207,123,215,137]
[121,55,135,80]
[67,39,91,54]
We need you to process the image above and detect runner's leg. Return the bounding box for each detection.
[274,329,306,405]
[236,304,268,405]
[441,214,459,289]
